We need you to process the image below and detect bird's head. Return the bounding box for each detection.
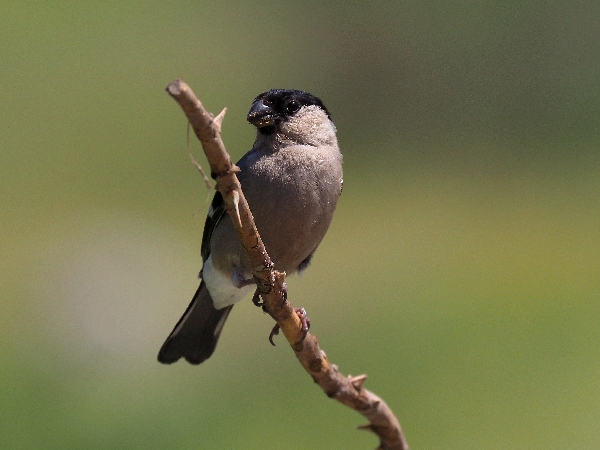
[247,89,336,146]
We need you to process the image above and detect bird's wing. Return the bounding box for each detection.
[201,191,228,262]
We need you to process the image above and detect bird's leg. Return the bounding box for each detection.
[232,267,254,288]
[269,307,311,346]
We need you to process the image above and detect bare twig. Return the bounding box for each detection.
[189,152,212,190]
[166,79,409,450]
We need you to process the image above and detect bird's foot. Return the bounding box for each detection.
[252,288,263,307]
[268,307,311,346]
[294,307,311,344]
[252,282,288,311]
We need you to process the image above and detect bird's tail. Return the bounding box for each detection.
[158,281,233,365]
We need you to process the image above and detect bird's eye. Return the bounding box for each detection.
[285,100,301,115]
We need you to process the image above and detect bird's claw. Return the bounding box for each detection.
[252,288,263,307]
[253,282,288,311]
[268,324,280,346]
[294,307,310,344]
[268,307,311,346]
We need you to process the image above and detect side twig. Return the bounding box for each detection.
[166,79,409,450]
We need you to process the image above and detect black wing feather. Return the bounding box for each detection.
[201,191,227,262]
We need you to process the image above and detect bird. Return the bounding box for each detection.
[158,89,343,365]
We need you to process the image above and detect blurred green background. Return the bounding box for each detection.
[2,2,599,449]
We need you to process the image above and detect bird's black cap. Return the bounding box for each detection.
[247,89,331,132]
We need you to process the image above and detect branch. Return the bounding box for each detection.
[166,79,409,450]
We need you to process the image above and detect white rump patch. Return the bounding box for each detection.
[202,256,253,310]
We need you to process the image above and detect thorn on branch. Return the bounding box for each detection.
[349,374,368,390]
[230,190,242,228]
[212,107,227,133]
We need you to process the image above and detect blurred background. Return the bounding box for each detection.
[2,2,599,448]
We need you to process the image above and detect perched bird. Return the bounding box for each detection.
[158,89,343,365]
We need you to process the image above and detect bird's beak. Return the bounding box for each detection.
[247,99,278,128]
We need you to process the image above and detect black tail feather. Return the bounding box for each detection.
[158,282,233,365]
